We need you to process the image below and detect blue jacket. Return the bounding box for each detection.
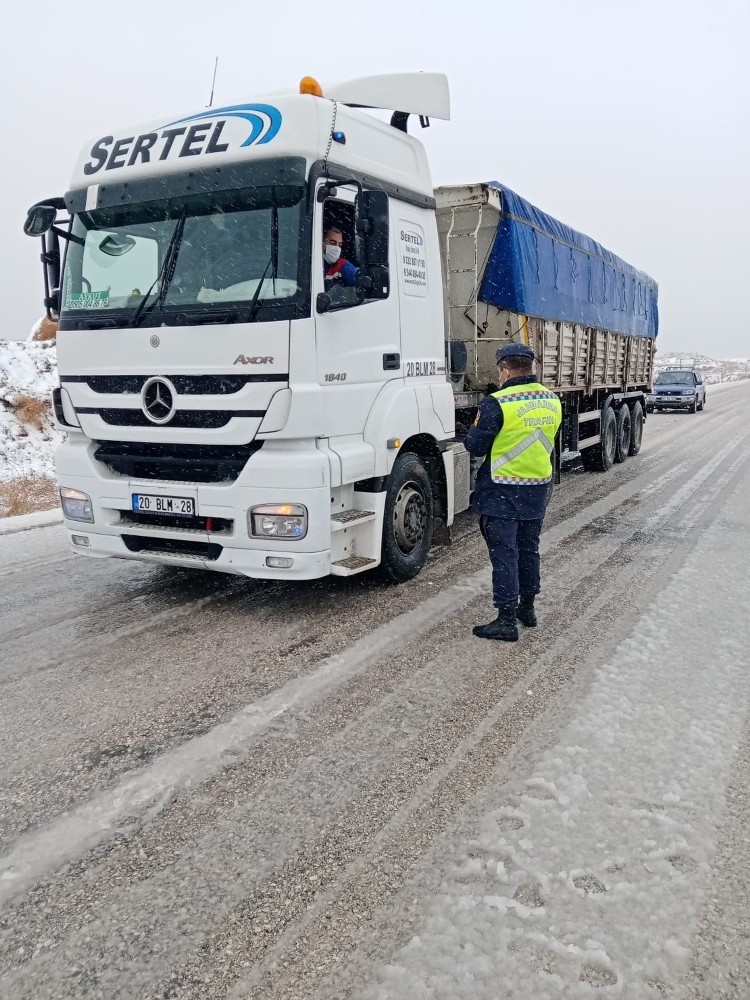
[325,257,359,287]
[464,375,555,521]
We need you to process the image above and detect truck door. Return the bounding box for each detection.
[314,183,399,437]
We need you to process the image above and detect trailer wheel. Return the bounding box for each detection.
[581,404,617,472]
[614,405,632,464]
[629,400,644,456]
[379,452,434,583]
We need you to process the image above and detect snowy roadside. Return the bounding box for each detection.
[0,339,61,517]
[0,507,63,536]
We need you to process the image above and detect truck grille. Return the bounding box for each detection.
[93,441,262,483]
[120,511,233,533]
[121,534,223,561]
[62,374,287,395]
[81,408,263,429]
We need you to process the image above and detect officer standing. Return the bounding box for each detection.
[465,343,562,642]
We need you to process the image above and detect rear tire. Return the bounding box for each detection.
[379,452,434,583]
[581,404,617,472]
[614,405,631,463]
[629,400,644,456]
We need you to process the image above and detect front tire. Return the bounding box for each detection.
[379,452,434,583]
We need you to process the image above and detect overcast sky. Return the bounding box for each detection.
[1,0,747,357]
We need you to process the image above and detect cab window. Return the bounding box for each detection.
[317,186,390,313]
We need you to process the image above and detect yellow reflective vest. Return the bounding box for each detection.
[490,383,562,485]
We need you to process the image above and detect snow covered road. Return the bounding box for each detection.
[1,382,749,999]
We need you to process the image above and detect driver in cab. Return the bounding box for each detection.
[323,227,359,287]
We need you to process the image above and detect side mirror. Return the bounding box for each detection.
[354,190,389,266]
[99,234,136,257]
[316,291,332,313]
[317,182,338,203]
[357,264,389,300]
[24,204,57,237]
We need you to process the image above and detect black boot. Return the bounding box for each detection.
[473,610,519,642]
[516,596,537,627]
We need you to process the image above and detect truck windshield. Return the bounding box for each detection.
[60,184,305,328]
[655,371,695,385]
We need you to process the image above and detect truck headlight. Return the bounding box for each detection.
[60,487,94,522]
[248,504,307,539]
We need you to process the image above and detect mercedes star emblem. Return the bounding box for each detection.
[141,377,176,425]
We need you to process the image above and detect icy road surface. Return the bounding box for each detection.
[1,383,749,999]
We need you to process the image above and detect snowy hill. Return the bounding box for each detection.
[0,339,61,484]
[655,351,750,384]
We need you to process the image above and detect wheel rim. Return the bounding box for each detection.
[392,481,426,555]
[620,415,631,451]
[604,417,617,459]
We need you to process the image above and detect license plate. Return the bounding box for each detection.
[132,493,196,515]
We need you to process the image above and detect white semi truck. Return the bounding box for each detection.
[24,73,658,582]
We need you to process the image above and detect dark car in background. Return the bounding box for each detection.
[646,369,707,413]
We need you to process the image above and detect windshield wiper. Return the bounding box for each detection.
[246,255,274,323]
[271,202,278,296]
[130,208,187,327]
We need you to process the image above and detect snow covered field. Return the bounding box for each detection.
[0,339,60,483]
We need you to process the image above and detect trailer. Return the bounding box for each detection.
[23,73,658,584]
[436,183,657,473]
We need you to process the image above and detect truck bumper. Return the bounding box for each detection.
[56,438,333,580]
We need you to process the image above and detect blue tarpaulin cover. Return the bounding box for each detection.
[480,183,659,338]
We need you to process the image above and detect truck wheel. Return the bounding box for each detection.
[581,405,617,472]
[614,405,632,464]
[629,400,644,456]
[379,452,434,583]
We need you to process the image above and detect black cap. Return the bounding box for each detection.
[496,343,536,363]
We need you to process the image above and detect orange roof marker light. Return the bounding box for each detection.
[299,76,324,97]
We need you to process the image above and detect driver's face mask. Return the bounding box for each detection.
[324,244,342,265]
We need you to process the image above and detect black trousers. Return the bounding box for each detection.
[479,515,543,612]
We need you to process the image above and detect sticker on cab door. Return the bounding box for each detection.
[398,223,428,297]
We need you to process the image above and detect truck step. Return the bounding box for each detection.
[330,509,376,530]
[330,555,378,576]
